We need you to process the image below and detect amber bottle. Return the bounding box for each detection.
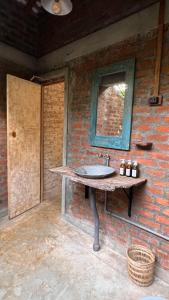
[120,159,126,176]
[126,160,132,177]
[132,161,138,178]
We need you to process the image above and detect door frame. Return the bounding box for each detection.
[41,68,69,214]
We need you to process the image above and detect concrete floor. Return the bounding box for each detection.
[0,200,169,300]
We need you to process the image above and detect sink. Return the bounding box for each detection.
[74,165,116,179]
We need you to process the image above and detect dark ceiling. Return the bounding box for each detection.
[0,0,159,58]
[0,0,38,56]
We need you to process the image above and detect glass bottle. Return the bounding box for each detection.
[120,159,126,176]
[126,160,132,177]
[132,161,138,178]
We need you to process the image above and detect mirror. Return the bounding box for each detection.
[90,59,135,150]
[96,72,127,137]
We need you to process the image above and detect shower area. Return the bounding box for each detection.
[42,80,65,203]
[0,74,65,219]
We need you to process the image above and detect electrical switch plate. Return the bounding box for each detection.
[148,95,163,106]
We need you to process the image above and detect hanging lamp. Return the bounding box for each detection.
[41,0,72,16]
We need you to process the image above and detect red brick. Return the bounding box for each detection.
[133,107,151,113]
[164,116,169,122]
[155,144,169,151]
[161,64,169,73]
[148,134,168,142]
[156,216,169,225]
[156,249,169,259]
[156,106,169,113]
[142,203,160,212]
[43,82,64,201]
[142,116,161,123]
[161,244,169,253]
[142,194,153,202]
[146,186,163,196]
[162,209,169,217]
[72,122,82,129]
[135,209,154,218]
[0,160,7,165]
[139,217,161,230]
[137,59,154,70]
[131,238,149,248]
[162,225,169,235]
[138,159,156,167]
[147,237,159,247]
[149,169,166,177]
[159,162,169,169]
[157,125,169,133]
[131,133,143,140]
[159,258,169,270]
[135,125,151,131]
[151,152,169,161]
[128,150,145,157]
[156,198,169,206]
[153,181,168,187]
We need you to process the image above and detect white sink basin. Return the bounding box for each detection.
[74,165,116,179]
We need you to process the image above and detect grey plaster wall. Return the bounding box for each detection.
[38,1,169,72]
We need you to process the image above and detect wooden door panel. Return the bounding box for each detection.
[7,75,41,219]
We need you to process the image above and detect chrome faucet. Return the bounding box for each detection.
[98,153,110,166]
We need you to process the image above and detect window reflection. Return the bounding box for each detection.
[96,72,128,137]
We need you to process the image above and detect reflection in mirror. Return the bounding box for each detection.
[96,72,128,137]
[90,58,135,150]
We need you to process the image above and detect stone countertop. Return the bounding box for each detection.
[50,166,147,192]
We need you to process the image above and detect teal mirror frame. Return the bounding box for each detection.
[90,58,135,150]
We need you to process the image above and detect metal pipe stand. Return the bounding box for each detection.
[88,186,100,251]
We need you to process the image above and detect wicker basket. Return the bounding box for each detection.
[127,245,155,287]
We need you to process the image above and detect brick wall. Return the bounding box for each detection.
[97,87,124,136]
[0,58,32,211]
[65,25,169,270]
[43,82,64,201]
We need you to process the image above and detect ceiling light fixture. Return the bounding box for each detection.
[41,0,72,16]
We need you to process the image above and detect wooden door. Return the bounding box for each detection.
[7,75,41,219]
